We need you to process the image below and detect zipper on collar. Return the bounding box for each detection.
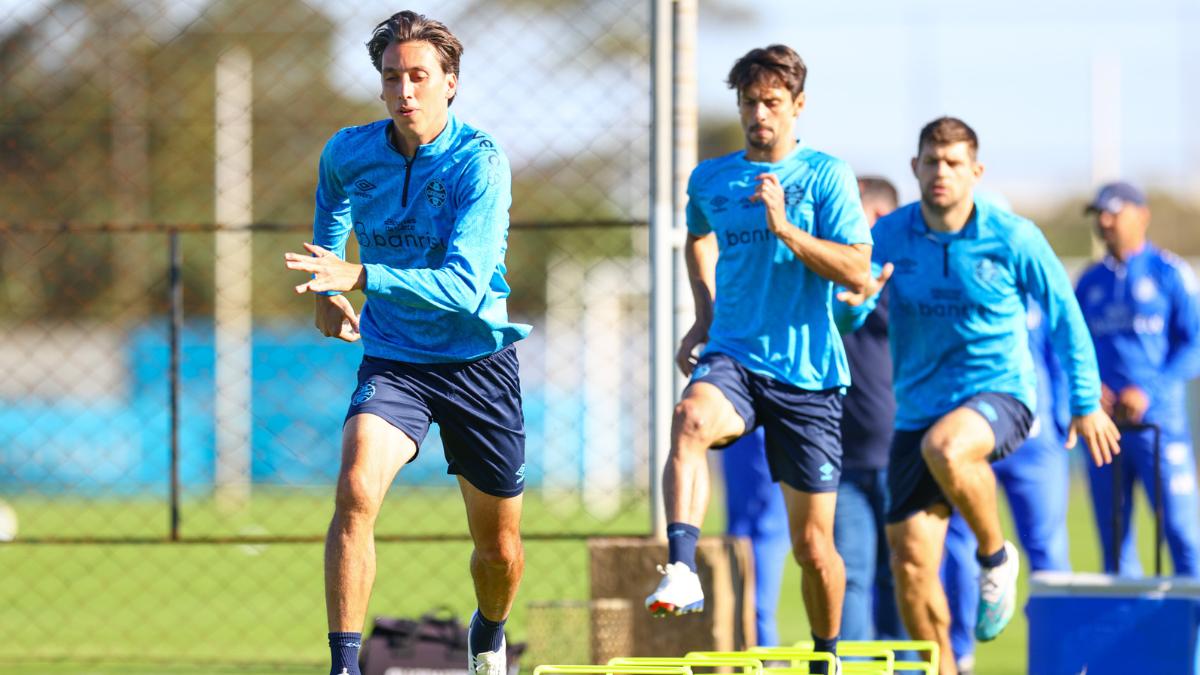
[942,243,950,276]
[401,148,419,207]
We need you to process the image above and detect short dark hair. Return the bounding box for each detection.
[367,11,463,102]
[727,45,807,100]
[858,176,898,210]
[918,116,978,158]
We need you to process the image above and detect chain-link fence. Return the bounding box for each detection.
[0,0,654,667]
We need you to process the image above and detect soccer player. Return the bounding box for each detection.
[645,44,873,674]
[941,296,1073,675]
[1075,181,1200,576]
[831,177,906,645]
[284,12,530,675]
[841,117,1119,674]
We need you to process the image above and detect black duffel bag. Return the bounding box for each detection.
[361,610,525,675]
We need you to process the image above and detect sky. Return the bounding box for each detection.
[3,0,1196,210]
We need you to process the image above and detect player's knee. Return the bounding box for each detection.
[673,399,715,446]
[791,528,836,571]
[920,434,963,474]
[474,532,524,570]
[333,469,382,522]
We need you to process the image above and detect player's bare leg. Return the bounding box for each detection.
[647,382,745,616]
[782,486,844,673]
[325,413,417,631]
[460,478,525,623]
[665,382,746,526]
[887,506,955,675]
[920,408,1002,556]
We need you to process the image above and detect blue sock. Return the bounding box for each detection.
[328,631,362,675]
[469,610,506,655]
[667,522,701,572]
[811,633,838,675]
[977,544,1007,568]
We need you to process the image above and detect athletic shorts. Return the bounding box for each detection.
[690,351,844,493]
[345,345,526,497]
[886,392,1033,523]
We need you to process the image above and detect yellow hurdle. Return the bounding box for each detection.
[684,650,835,674]
[535,666,693,675]
[792,640,939,675]
[751,645,893,674]
[608,654,763,675]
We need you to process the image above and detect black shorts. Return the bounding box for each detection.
[345,345,525,497]
[690,352,844,493]
[886,392,1033,523]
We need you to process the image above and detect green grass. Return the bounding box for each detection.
[0,470,1167,674]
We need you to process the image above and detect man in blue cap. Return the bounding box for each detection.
[1076,181,1200,577]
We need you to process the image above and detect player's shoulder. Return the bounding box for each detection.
[322,119,388,159]
[1150,246,1200,294]
[980,201,1039,239]
[451,119,506,157]
[795,145,850,172]
[872,202,919,242]
[691,150,743,180]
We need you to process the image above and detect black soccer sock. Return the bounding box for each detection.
[469,610,507,655]
[977,543,1008,568]
[328,631,362,675]
[811,633,839,675]
[667,522,701,572]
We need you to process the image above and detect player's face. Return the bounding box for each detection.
[1095,205,1148,254]
[737,83,803,154]
[379,40,456,141]
[912,141,982,213]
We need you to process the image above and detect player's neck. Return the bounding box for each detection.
[388,114,449,158]
[1108,239,1147,263]
[920,197,975,234]
[745,136,797,164]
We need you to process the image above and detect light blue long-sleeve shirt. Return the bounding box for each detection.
[868,199,1100,430]
[312,114,530,363]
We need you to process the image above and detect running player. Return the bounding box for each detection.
[284,12,530,675]
[1076,181,1200,577]
[841,117,1119,674]
[646,44,873,674]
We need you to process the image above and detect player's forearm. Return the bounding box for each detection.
[773,226,870,292]
[363,260,487,313]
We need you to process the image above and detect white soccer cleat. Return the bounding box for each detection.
[975,540,1020,642]
[469,635,507,675]
[645,561,705,617]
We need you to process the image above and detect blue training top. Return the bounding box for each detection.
[312,114,531,363]
[686,142,872,390]
[867,199,1100,430]
[1076,244,1200,436]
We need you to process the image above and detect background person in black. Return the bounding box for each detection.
[832,177,905,643]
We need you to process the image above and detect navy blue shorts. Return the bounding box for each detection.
[690,352,843,493]
[345,345,526,498]
[886,392,1033,523]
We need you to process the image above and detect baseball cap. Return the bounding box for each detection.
[1085,181,1146,214]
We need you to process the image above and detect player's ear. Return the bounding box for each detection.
[792,91,806,116]
[445,72,457,102]
[973,161,985,180]
[910,157,918,178]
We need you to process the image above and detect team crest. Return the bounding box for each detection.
[1133,277,1158,302]
[425,179,447,207]
[974,257,999,283]
[784,183,805,207]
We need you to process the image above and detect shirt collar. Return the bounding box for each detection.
[909,196,985,240]
[384,112,460,158]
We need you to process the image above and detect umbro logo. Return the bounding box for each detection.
[819,462,835,482]
[354,179,376,191]
[515,463,526,484]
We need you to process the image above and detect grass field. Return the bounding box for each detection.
[0,466,1167,674]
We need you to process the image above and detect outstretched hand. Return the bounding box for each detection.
[284,243,365,294]
[1066,409,1121,467]
[836,263,893,306]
